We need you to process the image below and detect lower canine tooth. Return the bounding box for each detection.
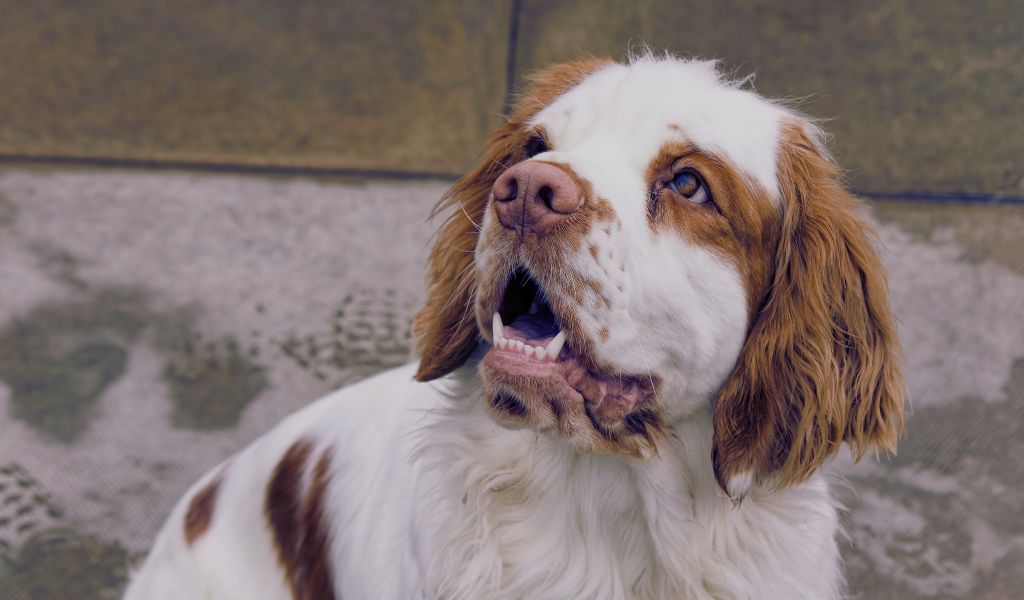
[498,337,508,349]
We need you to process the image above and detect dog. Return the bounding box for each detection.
[125,54,905,600]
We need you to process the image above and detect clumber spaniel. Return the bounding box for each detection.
[126,54,904,600]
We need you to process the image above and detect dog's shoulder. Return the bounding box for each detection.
[125,363,437,600]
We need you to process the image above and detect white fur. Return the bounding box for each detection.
[127,57,847,599]
[532,56,787,200]
[127,364,842,600]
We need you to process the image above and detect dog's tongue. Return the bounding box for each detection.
[503,312,560,344]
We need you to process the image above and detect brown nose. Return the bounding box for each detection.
[492,161,583,235]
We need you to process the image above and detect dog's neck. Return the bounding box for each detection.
[409,364,835,599]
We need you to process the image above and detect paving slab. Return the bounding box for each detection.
[0,167,1022,598]
[514,0,1024,198]
[0,0,509,174]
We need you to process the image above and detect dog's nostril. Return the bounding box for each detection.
[538,185,554,209]
[497,179,518,202]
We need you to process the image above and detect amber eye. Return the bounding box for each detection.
[667,169,709,204]
[524,135,549,158]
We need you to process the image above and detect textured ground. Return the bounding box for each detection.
[0,167,1021,599]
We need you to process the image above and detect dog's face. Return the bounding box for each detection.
[414,56,904,495]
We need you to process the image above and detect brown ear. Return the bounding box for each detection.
[412,122,517,381]
[712,119,906,495]
[413,58,613,382]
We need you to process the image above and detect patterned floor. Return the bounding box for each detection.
[0,167,1022,598]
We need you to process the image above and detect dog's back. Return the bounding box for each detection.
[125,364,432,600]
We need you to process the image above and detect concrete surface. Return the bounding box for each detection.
[0,166,1022,598]
[2,1,1022,198]
[514,0,1024,198]
[0,0,509,174]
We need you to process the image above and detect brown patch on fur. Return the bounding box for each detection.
[645,140,780,316]
[588,243,600,260]
[591,198,616,224]
[413,58,614,382]
[184,474,222,546]
[297,449,335,599]
[582,277,603,296]
[711,120,905,494]
[598,327,610,341]
[265,440,337,600]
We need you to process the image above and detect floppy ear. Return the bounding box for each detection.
[712,119,906,496]
[413,58,614,382]
[412,122,517,382]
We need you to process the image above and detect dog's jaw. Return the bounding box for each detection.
[475,265,664,457]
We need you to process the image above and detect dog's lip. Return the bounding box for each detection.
[481,343,656,431]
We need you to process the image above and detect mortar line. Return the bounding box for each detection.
[2,153,1022,206]
[0,153,460,181]
[501,0,523,116]
[853,189,1024,206]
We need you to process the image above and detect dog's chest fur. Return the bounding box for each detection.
[414,386,842,600]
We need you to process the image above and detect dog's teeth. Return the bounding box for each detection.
[534,346,547,360]
[514,340,524,351]
[523,344,535,355]
[545,331,566,360]
[492,312,503,343]
[498,337,508,349]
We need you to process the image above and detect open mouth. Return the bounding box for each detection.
[492,268,568,368]
[483,268,656,436]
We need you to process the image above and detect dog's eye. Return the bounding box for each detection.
[667,169,709,204]
[524,135,549,158]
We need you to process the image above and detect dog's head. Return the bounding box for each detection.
[413,56,904,495]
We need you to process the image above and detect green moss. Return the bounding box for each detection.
[0,191,15,228]
[841,358,1024,597]
[871,200,1024,276]
[31,242,88,290]
[0,288,150,442]
[279,288,413,384]
[0,280,271,436]
[162,333,268,430]
[0,528,129,600]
